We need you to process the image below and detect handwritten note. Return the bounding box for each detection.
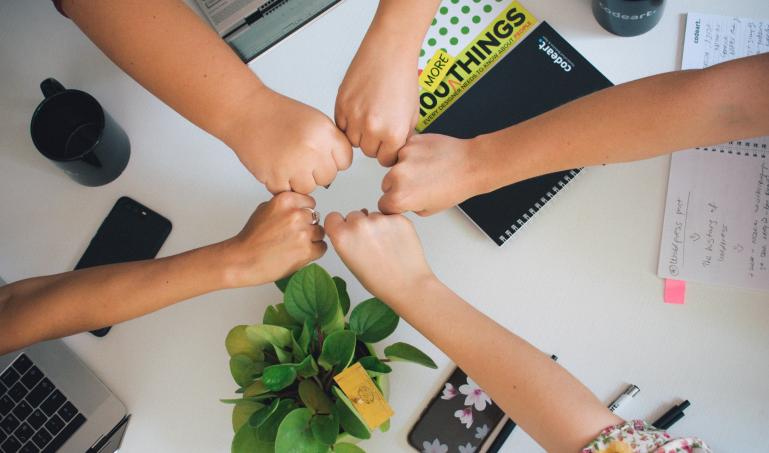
[658,145,769,291]
[681,13,769,70]
[658,13,769,292]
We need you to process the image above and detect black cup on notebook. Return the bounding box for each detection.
[30,78,130,186]
[592,0,665,37]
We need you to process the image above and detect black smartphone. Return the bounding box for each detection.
[408,367,507,452]
[75,197,172,337]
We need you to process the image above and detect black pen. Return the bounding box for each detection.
[659,411,685,430]
[652,400,690,429]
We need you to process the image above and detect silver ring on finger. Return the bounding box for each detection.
[303,208,321,225]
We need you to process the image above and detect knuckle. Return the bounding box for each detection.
[273,191,293,207]
[290,210,305,224]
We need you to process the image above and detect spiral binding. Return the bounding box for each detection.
[499,168,582,244]
[697,139,769,158]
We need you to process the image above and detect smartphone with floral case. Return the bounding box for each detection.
[407,367,508,453]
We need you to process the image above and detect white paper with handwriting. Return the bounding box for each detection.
[657,13,769,291]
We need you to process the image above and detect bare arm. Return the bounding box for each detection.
[336,0,441,166]
[325,211,621,453]
[61,0,352,193]
[61,0,262,145]
[379,53,769,215]
[0,192,325,355]
[0,247,228,354]
[479,52,769,189]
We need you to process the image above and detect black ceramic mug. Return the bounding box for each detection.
[592,0,665,37]
[30,78,130,186]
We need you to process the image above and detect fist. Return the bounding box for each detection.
[223,192,327,287]
[325,211,433,302]
[231,88,353,194]
[379,134,482,216]
[335,31,419,167]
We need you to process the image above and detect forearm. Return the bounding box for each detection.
[368,0,441,57]
[0,243,232,354]
[61,0,264,145]
[475,53,769,191]
[386,278,621,453]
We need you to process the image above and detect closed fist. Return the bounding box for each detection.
[379,133,483,216]
[230,88,353,194]
[222,192,327,287]
[325,210,433,302]
[335,27,419,167]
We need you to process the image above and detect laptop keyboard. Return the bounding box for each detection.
[0,354,86,453]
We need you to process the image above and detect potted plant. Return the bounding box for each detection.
[223,263,437,452]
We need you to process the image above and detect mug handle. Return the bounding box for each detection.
[40,78,65,98]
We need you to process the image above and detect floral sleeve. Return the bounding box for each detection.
[582,420,711,453]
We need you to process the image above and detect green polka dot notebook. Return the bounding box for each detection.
[419,0,516,70]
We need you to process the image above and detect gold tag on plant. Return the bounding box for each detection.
[334,362,393,429]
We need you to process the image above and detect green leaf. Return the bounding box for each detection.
[226,325,265,362]
[379,418,390,433]
[321,305,345,335]
[292,336,308,362]
[298,379,333,414]
[384,342,437,369]
[274,408,330,453]
[246,325,292,349]
[333,277,351,315]
[275,273,295,292]
[358,356,392,376]
[349,298,399,343]
[233,400,264,432]
[264,303,301,329]
[247,325,294,364]
[317,330,356,372]
[298,321,312,355]
[295,355,319,378]
[251,399,296,442]
[274,346,293,364]
[375,374,389,400]
[232,423,274,453]
[230,355,259,387]
[332,387,371,440]
[335,444,366,453]
[243,379,269,397]
[262,364,298,392]
[249,399,279,428]
[310,413,338,445]
[284,264,339,327]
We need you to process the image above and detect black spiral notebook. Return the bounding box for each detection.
[424,22,613,246]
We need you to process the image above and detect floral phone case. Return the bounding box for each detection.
[408,367,506,453]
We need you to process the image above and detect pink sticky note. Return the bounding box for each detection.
[664,279,686,304]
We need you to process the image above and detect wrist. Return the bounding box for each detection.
[208,239,267,289]
[368,10,425,58]
[467,134,505,195]
[380,272,441,309]
[470,129,536,193]
[214,81,271,150]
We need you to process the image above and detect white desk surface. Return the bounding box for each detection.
[1,1,768,452]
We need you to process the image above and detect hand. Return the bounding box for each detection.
[220,192,327,287]
[227,88,353,194]
[325,211,434,302]
[335,25,419,167]
[379,134,486,216]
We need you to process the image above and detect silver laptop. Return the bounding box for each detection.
[195,0,271,37]
[194,0,341,61]
[0,340,127,452]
